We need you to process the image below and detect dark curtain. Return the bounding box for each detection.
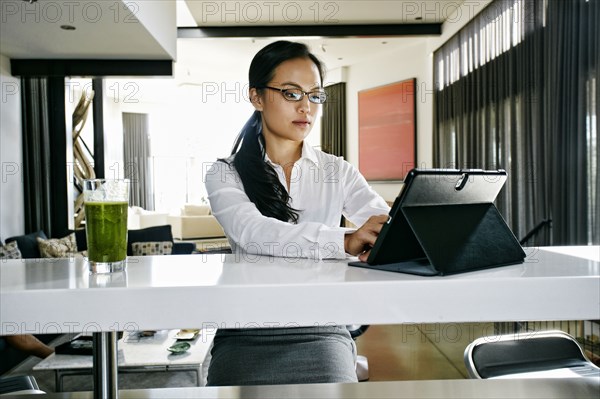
[321,82,347,157]
[21,77,69,238]
[122,112,154,210]
[434,0,599,245]
[92,78,105,178]
[545,0,599,244]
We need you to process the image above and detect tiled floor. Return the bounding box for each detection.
[355,323,496,381]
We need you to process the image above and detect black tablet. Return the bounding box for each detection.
[349,169,525,276]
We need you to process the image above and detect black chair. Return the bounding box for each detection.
[519,219,552,246]
[0,376,45,395]
[464,330,600,379]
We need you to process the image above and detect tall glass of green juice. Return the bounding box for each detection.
[84,179,129,273]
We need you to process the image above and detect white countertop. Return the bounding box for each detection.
[1,246,598,334]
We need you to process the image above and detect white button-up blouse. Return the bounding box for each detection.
[205,141,390,259]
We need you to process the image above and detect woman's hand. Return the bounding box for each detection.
[344,214,389,262]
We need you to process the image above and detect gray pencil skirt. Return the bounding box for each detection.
[206,326,358,386]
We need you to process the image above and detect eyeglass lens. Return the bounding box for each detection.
[283,88,327,104]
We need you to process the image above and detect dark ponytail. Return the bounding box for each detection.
[224,41,325,223]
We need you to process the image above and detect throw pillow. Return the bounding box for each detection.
[37,233,78,258]
[0,241,22,259]
[183,204,211,216]
[131,241,173,256]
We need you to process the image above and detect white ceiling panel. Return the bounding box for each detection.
[184,0,463,26]
[0,0,176,59]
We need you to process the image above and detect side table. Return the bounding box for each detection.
[33,329,213,392]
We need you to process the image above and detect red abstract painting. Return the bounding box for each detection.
[358,78,416,181]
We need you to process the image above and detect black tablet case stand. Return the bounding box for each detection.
[350,170,526,276]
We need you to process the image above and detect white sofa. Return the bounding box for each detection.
[168,204,225,240]
[128,207,169,230]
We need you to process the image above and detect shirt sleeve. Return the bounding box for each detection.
[204,161,348,260]
[340,160,391,226]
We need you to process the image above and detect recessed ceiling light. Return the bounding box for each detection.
[61,25,76,31]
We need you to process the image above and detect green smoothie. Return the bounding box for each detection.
[84,201,128,263]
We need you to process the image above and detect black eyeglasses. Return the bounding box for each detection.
[263,86,328,104]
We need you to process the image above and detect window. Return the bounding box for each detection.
[434,0,598,245]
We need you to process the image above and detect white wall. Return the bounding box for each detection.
[0,54,24,239]
[345,39,430,202]
[344,0,492,202]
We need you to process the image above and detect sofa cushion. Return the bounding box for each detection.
[127,225,174,256]
[172,242,196,255]
[0,241,22,259]
[131,241,173,256]
[128,208,169,230]
[5,231,48,259]
[37,233,78,258]
[183,204,211,216]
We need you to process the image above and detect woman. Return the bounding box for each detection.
[205,40,390,386]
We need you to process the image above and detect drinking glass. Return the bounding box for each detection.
[84,179,129,273]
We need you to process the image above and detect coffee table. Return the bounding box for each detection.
[33,329,213,392]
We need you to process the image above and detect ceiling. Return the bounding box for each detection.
[176,0,454,74]
[175,36,418,81]
[0,0,461,61]
[171,0,463,90]
[1,0,463,101]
